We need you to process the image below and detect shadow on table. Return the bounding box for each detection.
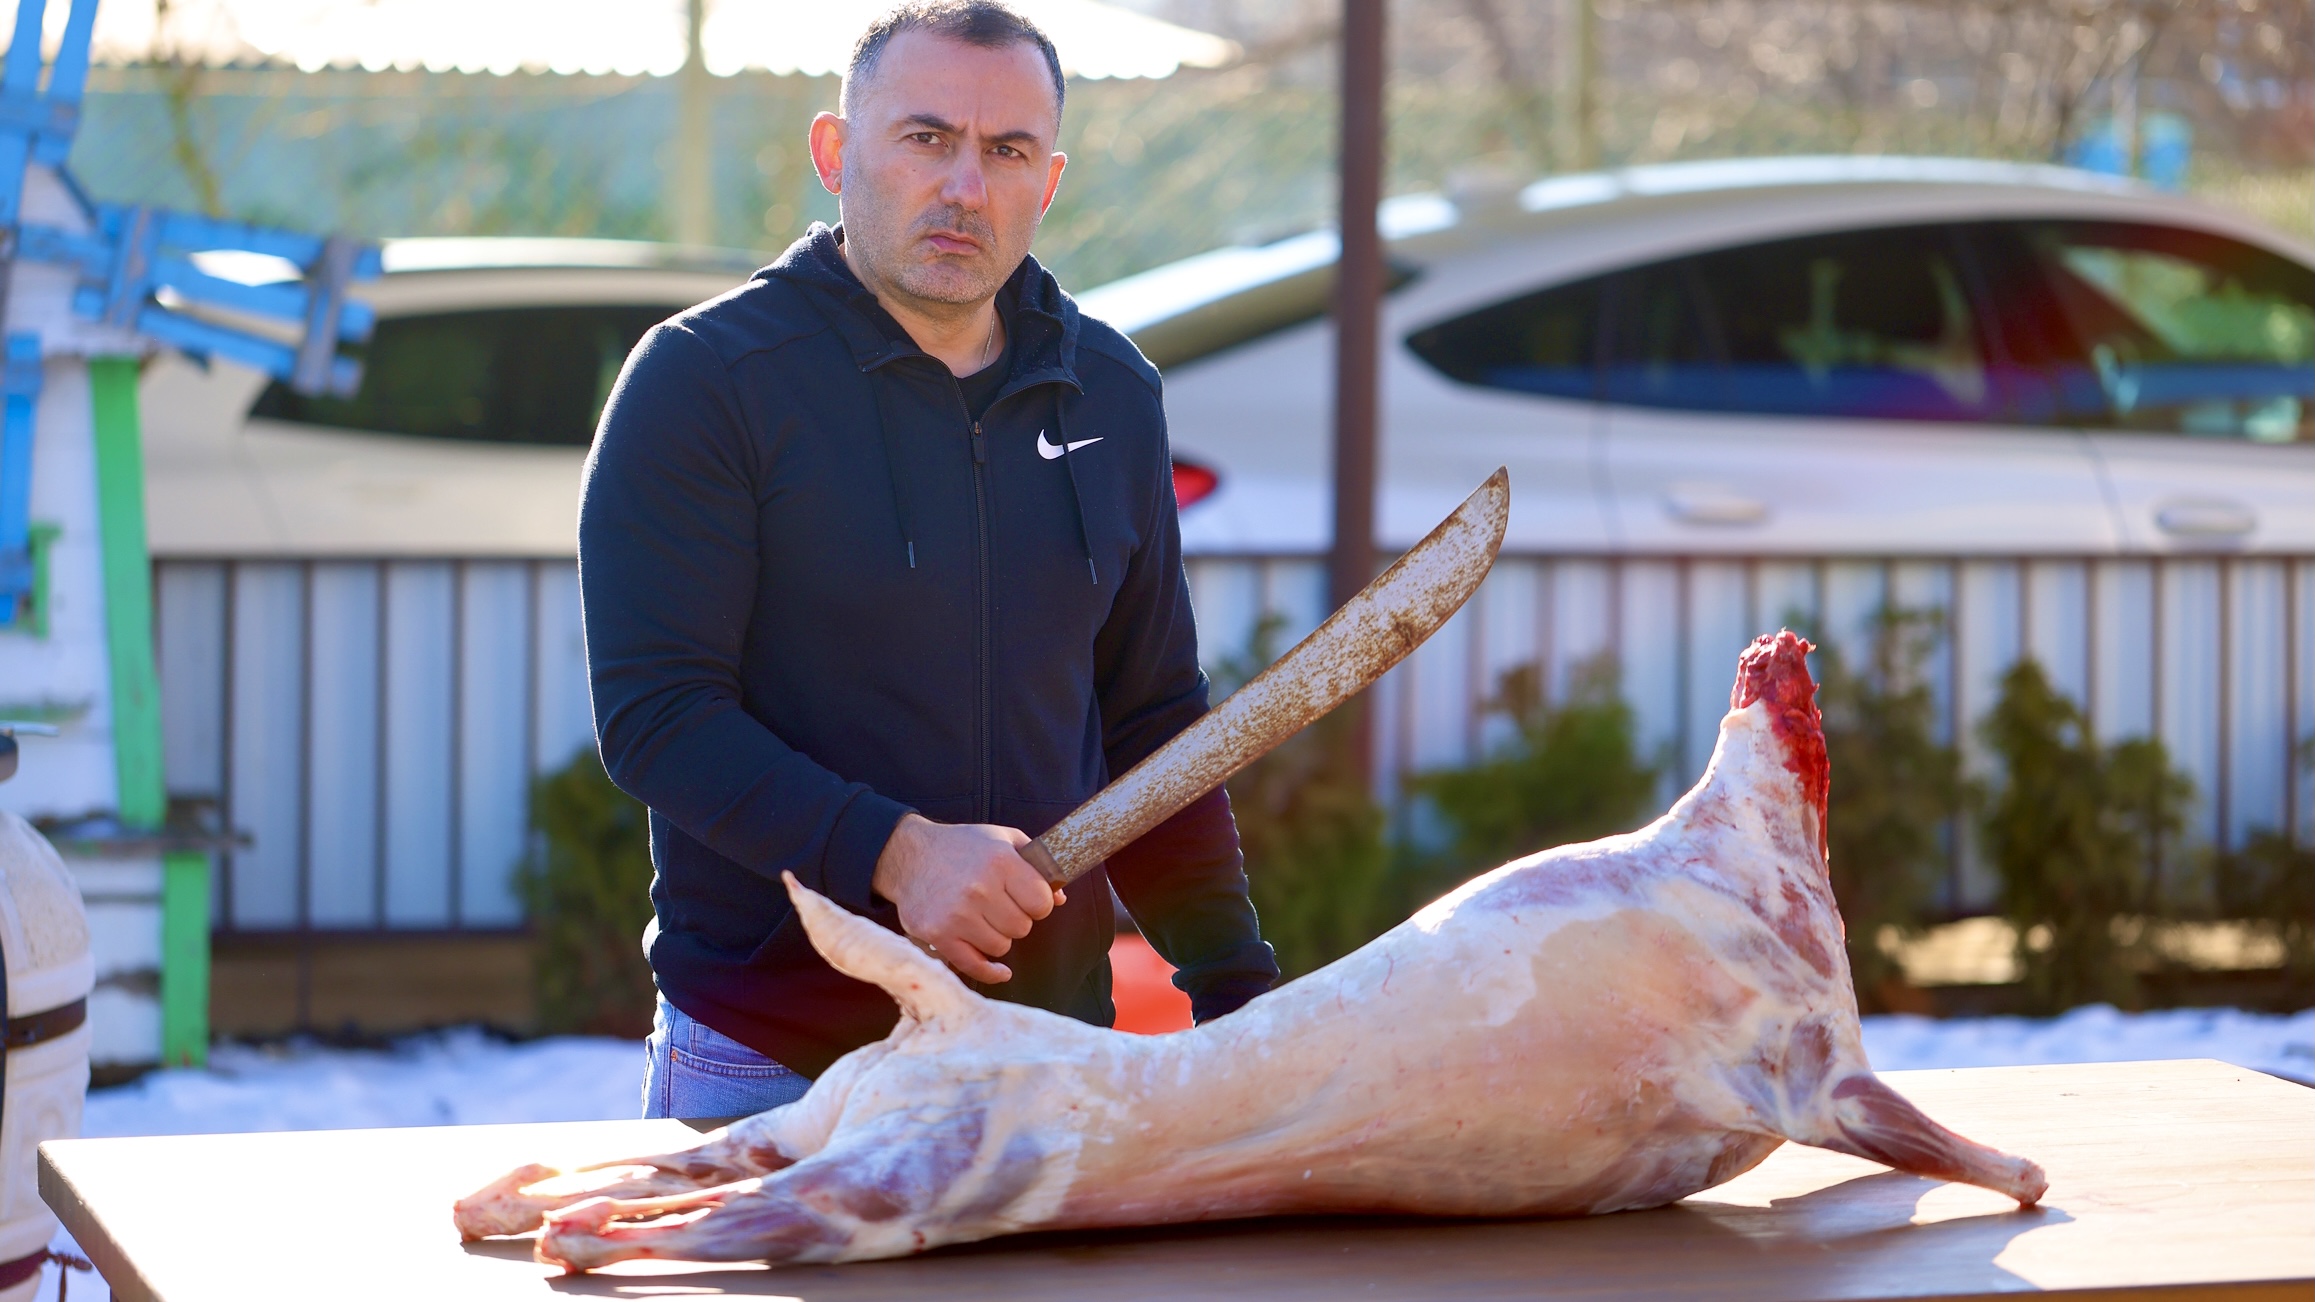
[479,1170,2065,1301]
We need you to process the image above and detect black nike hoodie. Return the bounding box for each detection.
[579,224,1279,1075]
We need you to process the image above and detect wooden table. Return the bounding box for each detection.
[40,1059,2313,1301]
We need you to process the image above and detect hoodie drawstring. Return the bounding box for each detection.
[1055,392,1098,586]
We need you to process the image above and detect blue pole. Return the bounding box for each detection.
[0,334,39,627]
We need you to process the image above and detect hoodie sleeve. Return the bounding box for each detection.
[1094,394,1280,1023]
[579,323,909,916]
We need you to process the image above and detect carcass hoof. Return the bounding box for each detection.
[453,1163,561,1239]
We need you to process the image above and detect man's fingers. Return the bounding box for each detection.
[955,916,1017,959]
[936,940,1011,984]
[1001,860,1058,921]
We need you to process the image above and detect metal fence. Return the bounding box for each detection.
[1190,552,2314,912]
[155,551,2312,932]
[155,558,594,935]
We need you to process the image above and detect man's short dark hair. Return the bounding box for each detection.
[844,1,1066,120]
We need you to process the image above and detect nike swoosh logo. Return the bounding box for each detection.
[1036,430,1103,460]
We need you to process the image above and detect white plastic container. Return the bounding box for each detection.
[0,812,93,1301]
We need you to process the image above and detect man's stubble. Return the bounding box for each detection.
[841,159,1030,315]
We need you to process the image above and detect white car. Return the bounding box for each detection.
[148,159,2313,558]
[1078,155,2314,558]
[143,238,760,557]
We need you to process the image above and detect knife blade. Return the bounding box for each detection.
[1019,467,1510,887]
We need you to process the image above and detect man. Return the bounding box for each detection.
[581,0,1279,1121]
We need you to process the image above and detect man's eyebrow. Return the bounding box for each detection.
[896,113,1045,148]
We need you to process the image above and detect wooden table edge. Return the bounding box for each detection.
[1698,1281,2314,1302]
[32,1061,2315,1302]
[40,1139,161,1302]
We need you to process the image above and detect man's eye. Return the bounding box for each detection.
[909,132,941,145]
[992,145,1023,159]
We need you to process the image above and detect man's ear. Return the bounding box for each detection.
[1039,150,1067,218]
[809,112,848,195]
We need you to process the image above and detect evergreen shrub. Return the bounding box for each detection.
[2211,735,2315,987]
[1814,608,1962,1009]
[1410,655,1661,883]
[518,747,659,1037]
[1215,617,1397,980]
[1975,661,2194,1013]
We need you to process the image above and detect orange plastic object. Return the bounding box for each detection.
[1108,933,1192,1034]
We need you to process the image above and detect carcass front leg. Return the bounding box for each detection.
[1822,1074,2048,1206]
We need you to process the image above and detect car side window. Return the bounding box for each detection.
[250,305,672,446]
[1602,259,1720,408]
[1405,274,1605,401]
[1407,225,1998,423]
[1680,224,1992,422]
[2012,221,2314,443]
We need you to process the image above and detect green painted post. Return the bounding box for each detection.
[159,850,209,1065]
[90,356,208,1066]
[89,358,164,827]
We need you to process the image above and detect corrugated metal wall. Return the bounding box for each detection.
[155,559,594,934]
[1188,553,2314,912]
[156,553,2312,930]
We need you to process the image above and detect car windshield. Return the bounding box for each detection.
[251,305,673,446]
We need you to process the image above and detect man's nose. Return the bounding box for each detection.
[938,148,989,209]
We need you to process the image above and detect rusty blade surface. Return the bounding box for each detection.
[1021,468,1510,887]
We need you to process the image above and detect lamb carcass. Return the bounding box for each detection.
[457,630,2045,1270]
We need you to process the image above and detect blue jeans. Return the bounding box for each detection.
[642,997,815,1120]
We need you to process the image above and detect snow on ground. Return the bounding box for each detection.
[80,1028,646,1138]
[1862,1004,2315,1083]
[22,1007,2308,1301]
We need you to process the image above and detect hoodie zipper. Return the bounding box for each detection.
[968,414,993,826]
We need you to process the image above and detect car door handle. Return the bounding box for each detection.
[1663,483,1770,526]
[2154,498,2256,538]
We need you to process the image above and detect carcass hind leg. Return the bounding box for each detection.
[454,1037,895,1241]
[454,1162,727,1241]
[537,1176,835,1272]
[454,1106,805,1242]
[538,1103,1049,1271]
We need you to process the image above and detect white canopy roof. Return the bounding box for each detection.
[12,0,1237,80]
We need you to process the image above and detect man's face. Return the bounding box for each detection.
[815,30,1066,313]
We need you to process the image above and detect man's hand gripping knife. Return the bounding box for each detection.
[871,814,1065,983]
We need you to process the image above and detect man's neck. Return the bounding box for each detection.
[841,239,1006,379]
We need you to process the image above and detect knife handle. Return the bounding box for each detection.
[1020,838,1069,887]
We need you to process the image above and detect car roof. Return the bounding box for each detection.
[378,236,770,278]
[1076,154,2308,369]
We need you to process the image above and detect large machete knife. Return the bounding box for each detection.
[1020,467,1509,887]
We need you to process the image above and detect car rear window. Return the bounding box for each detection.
[1405,275,1605,401]
[2003,221,2315,443]
[250,305,673,446]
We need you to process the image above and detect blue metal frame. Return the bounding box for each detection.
[0,0,379,629]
